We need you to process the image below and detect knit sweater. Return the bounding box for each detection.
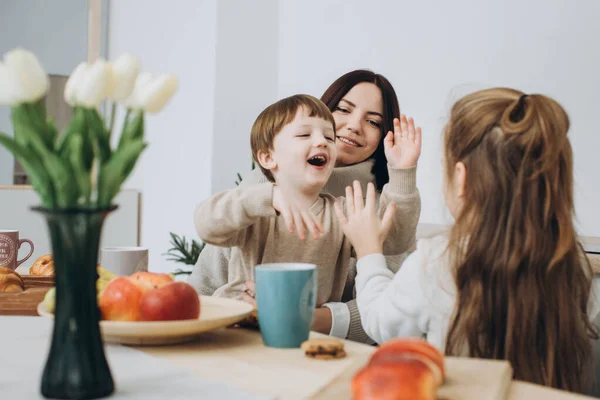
[189,160,420,342]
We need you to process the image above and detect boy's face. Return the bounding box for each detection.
[259,107,337,193]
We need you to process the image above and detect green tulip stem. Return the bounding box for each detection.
[123,109,131,128]
[108,102,117,143]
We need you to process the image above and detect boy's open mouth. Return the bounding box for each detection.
[307,154,328,168]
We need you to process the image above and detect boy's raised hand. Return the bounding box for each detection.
[384,114,422,169]
[273,184,324,240]
[334,181,396,259]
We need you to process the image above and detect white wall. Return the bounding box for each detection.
[277,0,600,237]
[104,0,600,274]
[107,0,217,272]
[0,0,89,185]
[211,0,279,193]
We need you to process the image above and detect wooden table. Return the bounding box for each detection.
[1,313,595,399]
[135,328,595,400]
[2,273,597,399]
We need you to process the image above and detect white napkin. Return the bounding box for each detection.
[0,316,269,399]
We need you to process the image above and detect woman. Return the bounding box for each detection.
[189,70,421,343]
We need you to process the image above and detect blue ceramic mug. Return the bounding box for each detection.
[255,263,317,348]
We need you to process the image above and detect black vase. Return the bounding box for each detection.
[33,206,116,399]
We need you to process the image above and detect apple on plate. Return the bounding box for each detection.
[129,271,174,288]
[139,281,200,321]
[98,277,152,321]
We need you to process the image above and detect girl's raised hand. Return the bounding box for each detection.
[334,181,396,259]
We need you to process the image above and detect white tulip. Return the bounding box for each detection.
[0,63,16,105]
[76,59,113,108]
[107,54,140,101]
[122,72,154,110]
[138,74,178,114]
[2,48,49,104]
[64,62,88,106]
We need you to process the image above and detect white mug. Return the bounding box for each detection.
[100,246,148,276]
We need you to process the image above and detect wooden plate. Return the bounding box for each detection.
[38,295,254,345]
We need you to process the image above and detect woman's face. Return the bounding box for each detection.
[332,82,384,167]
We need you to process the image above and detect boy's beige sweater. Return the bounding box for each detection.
[194,166,420,326]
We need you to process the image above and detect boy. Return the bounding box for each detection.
[194,94,418,308]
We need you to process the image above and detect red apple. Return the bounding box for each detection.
[129,271,174,288]
[139,282,200,321]
[99,277,151,321]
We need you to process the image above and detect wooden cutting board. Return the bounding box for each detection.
[438,358,513,400]
[314,355,513,400]
[0,275,54,316]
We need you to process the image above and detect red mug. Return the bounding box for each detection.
[0,230,34,271]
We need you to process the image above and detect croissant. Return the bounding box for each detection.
[369,338,445,383]
[0,266,25,292]
[352,339,445,400]
[30,254,54,276]
[352,358,437,400]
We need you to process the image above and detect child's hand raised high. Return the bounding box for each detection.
[273,185,324,240]
[334,181,396,259]
[384,115,422,169]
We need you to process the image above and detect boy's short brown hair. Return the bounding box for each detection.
[250,94,336,182]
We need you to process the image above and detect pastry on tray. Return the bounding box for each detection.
[0,266,25,293]
[30,254,54,276]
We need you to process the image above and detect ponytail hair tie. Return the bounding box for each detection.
[509,94,529,122]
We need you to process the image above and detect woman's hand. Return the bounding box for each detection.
[384,114,422,169]
[335,181,396,259]
[273,185,324,240]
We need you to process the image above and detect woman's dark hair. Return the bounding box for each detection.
[320,69,400,190]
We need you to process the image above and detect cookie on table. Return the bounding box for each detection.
[301,338,346,360]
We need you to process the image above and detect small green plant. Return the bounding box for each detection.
[234,160,256,186]
[235,172,243,186]
[163,232,205,275]
[167,166,256,275]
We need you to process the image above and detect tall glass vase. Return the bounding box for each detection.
[33,206,117,399]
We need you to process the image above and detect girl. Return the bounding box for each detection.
[336,88,600,393]
[189,70,421,342]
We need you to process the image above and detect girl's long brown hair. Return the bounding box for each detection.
[444,88,598,392]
